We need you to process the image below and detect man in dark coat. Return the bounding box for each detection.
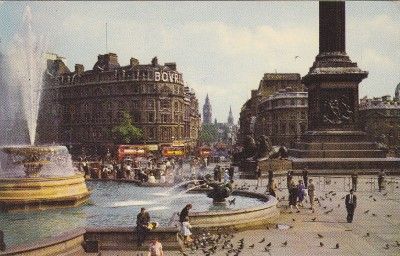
[345,189,357,223]
[302,168,309,188]
[179,204,192,223]
[136,207,150,246]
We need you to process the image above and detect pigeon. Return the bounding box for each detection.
[365,232,370,237]
[372,213,377,217]
[264,247,270,252]
[317,234,324,238]
[292,218,296,222]
[259,238,265,243]
[335,243,340,249]
[384,244,390,249]
[311,217,317,222]
[395,241,400,247]
[266,242,272,247]
[320,242,324,247]
[249,244,254,248]
[373,198,377,202]
[369,195,373,198]
[337,204,341,208]
[364,210,370,214]
[386,214,392,218]
[382,192,388,196]
[229,198,236,205]
[282,241,288,247]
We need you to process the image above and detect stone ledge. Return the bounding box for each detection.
[0,228,86,256]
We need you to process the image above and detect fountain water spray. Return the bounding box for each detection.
[8,5,48,145]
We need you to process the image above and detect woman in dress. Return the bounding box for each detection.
[297,180,305,208]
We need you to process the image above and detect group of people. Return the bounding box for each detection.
[135,204,194,256]
[213,165,235,183]
[80,157,184,184]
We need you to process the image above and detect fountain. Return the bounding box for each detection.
[206,181,233,203]
[0,6,89,212]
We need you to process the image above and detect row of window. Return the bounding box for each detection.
[54,82,184,98]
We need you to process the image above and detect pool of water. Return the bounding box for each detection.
[0,180,264,247]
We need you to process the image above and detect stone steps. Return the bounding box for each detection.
[291,157,400,170]
[289,149,386,158]
[294,142,378,150]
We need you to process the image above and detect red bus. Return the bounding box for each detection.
[117,145,147,161]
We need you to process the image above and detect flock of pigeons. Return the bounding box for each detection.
[179,176,400,255]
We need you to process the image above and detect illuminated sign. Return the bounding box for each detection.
[162,147,185,156]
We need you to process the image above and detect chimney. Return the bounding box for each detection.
[75,64,84,75]
[165,62,177,71]
[130,58,139,66]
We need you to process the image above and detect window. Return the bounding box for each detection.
[148,112,155,123]
[161,114,171,123]
[148,127,155,139]
[160,99,171,109]
[146,99,155,110]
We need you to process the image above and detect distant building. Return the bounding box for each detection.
[238,73,305,146]
[256,88,308,147]
[37,53,201,155]
[359,87,400,156]
[202,94,212,124]
[227,106,234,125]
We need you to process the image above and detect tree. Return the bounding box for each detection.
[199,124,219,145]
[112,111,143,144]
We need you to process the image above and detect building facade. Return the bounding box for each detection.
[237,73,306,146]
[37,53,201,155]
[256,88,308,147]
[359,93,400,156]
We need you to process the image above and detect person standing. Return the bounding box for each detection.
[286,170,293,191]
[267,179,278,198]
[148,238,164,256]
[179,204,193,244]
[302,168,309,188]
[345,189,357,223]
[297,180,306,207]
[136,208,150,247]
[351,172,358,192]
[289,180,300,213]
[268,169,274,187]
[378,170,385,192]
[308,179,315,213]
[256,164,262,189]
[228,166,235,182]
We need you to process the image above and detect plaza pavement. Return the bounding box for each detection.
[79,166,400,256]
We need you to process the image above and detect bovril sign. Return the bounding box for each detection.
[154,71,184,85]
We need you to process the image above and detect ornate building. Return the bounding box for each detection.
[237,73,305,145]
[37,53,201,155]
[256,88,308,147]
[202,94,212,124]
[359,89,400,156]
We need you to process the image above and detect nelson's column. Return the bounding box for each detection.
[289,1,400,170]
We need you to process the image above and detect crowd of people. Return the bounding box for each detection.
[78,156,186,184]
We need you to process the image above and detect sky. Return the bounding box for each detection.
[0,1,399,123]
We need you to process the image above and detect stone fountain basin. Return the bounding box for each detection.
[187,190,279,230]
[0,174,90,211]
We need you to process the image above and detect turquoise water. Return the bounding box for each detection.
[0,180,263,247]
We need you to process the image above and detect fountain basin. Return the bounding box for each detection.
[0,174,90,211]
[188,191,279,230]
